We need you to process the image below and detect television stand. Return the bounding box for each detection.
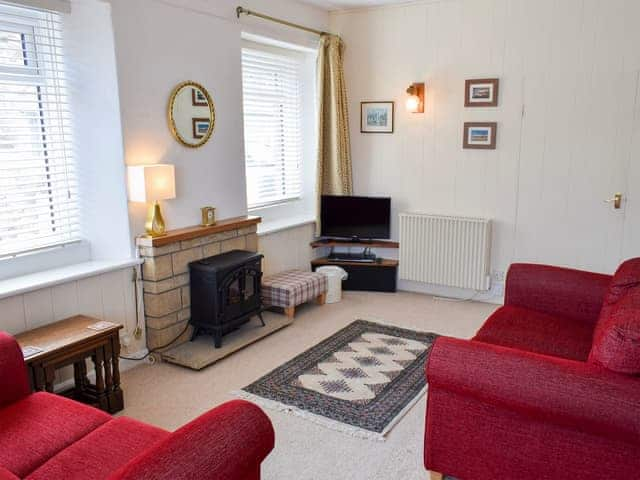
[310,239,399,292]
[310,239,399,249]
[327,247,377,263]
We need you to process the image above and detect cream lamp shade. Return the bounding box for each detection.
[127,164,176,237]
[127,164,176,203]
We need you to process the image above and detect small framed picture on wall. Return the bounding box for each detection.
[463,122,497,149]
[361,101,394,133]
[465,78,499,107]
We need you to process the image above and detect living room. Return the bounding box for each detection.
[0,0,638,479]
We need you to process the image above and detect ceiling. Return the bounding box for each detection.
[296,0,407,11]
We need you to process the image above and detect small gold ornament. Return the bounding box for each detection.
[201,206,216,226]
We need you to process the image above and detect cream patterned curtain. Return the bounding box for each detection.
[316,34,353,234]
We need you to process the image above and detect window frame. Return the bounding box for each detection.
[241,40,309,211]
[0,6,81,260]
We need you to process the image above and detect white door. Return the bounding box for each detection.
[514,71,638,274]
[622,77,640,263]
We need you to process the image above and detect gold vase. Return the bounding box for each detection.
[145,201,166,237]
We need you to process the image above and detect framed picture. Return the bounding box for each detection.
[192,88,209,106]
[465,78,499,107]
[463,122,497,149]
[192,118,210,139]
[361,101,394,133]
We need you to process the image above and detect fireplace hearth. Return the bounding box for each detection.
[189,250,264,348]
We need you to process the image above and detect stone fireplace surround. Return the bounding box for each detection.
[136,216,260,352]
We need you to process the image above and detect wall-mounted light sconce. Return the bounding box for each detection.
[406,82,425,113]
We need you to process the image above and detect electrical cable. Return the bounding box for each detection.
[119,322,191,362]
[119,265,190,362]
[432,290,481,302]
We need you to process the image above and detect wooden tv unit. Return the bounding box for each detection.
[310,239,399,293]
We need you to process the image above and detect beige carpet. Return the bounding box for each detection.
[119,291,498,480]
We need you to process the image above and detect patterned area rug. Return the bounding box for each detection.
[235,320,438,440]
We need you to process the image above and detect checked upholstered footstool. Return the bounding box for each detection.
[262,270,328,319]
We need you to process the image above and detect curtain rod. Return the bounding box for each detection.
[236,6,328,36]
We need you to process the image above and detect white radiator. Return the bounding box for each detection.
[399,213,492,291]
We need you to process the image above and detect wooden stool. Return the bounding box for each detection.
[262,270,328,319]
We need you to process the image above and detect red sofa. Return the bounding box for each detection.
[425,259,640,479]
[0,332,275,480]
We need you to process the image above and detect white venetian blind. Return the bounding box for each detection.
[242,43,304,209]
[0,2,78,258]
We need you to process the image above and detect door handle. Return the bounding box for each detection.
[604,193,623,209]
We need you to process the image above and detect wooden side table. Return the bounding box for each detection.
[15,315,124,414]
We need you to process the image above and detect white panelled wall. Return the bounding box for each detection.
[0,268,144,356]
[108,0,328,235]
[260,223,316,277]
[331,0,640,300]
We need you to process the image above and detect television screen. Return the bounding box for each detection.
[320,195,391,240]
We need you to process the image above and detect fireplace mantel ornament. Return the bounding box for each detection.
[201,206,216,226]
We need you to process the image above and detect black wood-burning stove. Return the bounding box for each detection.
[189,250,264,348]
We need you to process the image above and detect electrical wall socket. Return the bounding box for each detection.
[491,270,506,283]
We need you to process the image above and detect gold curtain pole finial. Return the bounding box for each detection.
[236,5,329,36]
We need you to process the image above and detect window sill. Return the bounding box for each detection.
[0,258,142,300]
[248,197,302,212]
[258,215,316,236]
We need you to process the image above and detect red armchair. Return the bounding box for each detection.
[425,260,640,480]
[0,332,274,479]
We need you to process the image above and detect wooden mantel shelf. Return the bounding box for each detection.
[136,215,261,247]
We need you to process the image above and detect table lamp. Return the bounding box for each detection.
[127,164,176,237]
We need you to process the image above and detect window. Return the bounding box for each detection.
[0,4,78,259]
[242,42,305,210]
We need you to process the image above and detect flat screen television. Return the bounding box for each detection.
[320,195,391,240]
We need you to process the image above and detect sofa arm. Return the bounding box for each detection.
[427,337,640,444]
[505,263,612,324]
[112,400,275,480]
[0,332,30,409]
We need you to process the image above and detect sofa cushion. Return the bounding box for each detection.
[0,392,110,477]
[589,291,640,374]
[26,417,169,480]
[473,305,594,361]
[604,257,640,305]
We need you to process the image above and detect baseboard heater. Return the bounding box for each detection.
[399,213,492,291]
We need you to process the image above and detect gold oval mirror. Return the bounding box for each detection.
[168,81,215,148]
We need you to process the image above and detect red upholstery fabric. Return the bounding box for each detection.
[0,332,30,409]
[589,290,640,374]
[0,332,275,480]
[603,257,640,305]
[474,305,594,361]
[26,417,169,480]
[426,388,640,480]
[110,400,275,480]
[0,467,18,480]
[427,337,640,444]
[0,392,110,477]
[505,263,611,326]
[425,260,640,479]
[239,465,261,480]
